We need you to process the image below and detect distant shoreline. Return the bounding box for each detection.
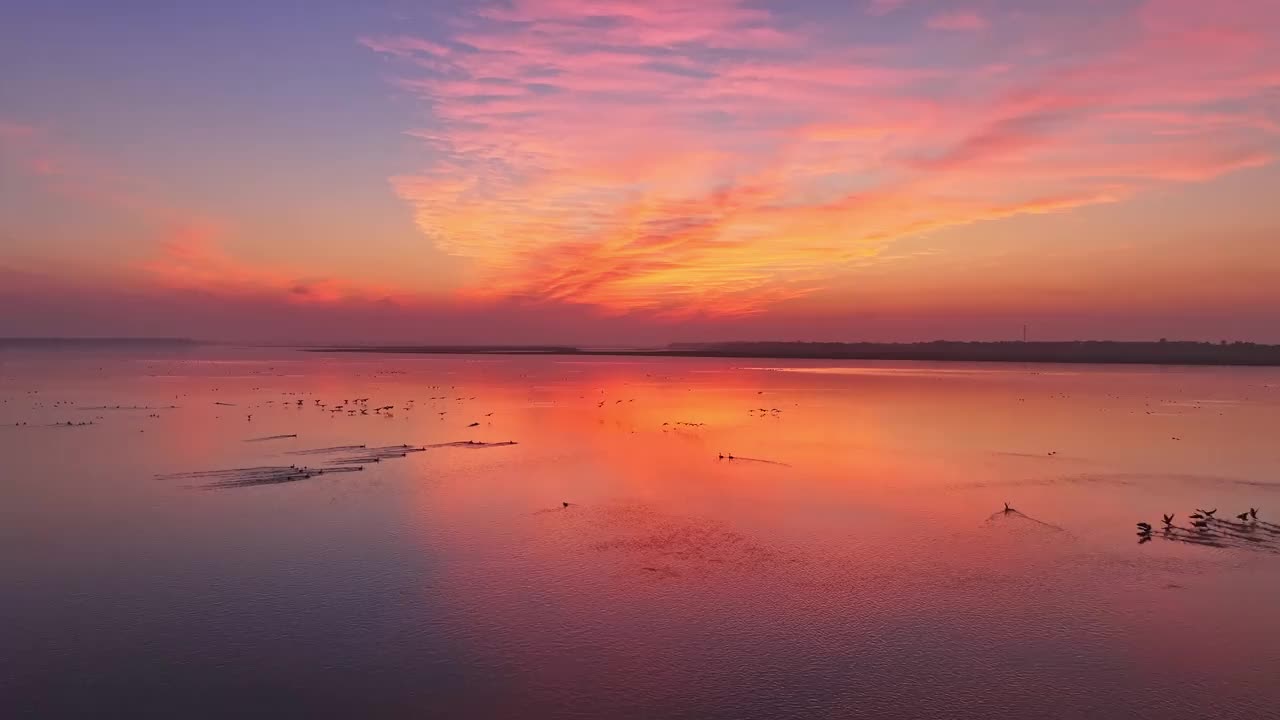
[0,337,200,347]
[305,341,1280,367]
[6,337,1277,366]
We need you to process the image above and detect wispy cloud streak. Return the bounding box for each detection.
[360,0,1278,315]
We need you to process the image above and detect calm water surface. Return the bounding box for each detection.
[3,347,1280,718]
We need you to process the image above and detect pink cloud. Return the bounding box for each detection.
[867,0,908,17]
[0,121,39,141]
[1101,110,1280,135]
[926,11,988,32]
[357,34,452,58]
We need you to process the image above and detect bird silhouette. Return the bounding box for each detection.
[1162,513,1174,527]
[1236,511,1250,522]
[1250,507,1259,520]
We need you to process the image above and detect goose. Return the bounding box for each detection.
[1003,502,1014,513]
[1236,512,1250,522]
[1250,508,1259,520]
[562,501,570,508]
[1198,508,1217,518]
[1162,514,1175,527]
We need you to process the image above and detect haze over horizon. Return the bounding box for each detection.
[3,0,1279,344]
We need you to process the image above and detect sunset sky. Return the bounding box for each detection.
[2,0,1278,343]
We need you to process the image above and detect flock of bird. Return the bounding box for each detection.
[159,440,522,489]
[995,501,1277,553]
[1134,506,1280,552]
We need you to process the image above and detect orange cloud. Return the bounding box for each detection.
[356,0,1278,317]
[141,222,405,304]
[2,121,419,306]
[0,122,38,141]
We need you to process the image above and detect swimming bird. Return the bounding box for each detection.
[1003,502,1014,513]
[1162,513,1175,527]
[1250,507,1258,520]
[562,501,570,508]
[1136,522,1152,532]
[1192,520,1209,529]
[1237,511,1250,522]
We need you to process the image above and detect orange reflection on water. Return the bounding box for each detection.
[5,349,1280,718]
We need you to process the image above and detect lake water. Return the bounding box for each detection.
[4,346,1280,718]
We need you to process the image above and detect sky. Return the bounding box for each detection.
[2,0,1278,344]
